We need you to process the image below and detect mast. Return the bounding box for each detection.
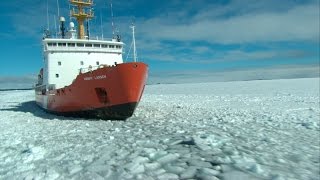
[110,0,115,37]
[130,24,137,62]
[70,0,94,39]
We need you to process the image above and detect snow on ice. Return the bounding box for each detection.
[0,78,319,179]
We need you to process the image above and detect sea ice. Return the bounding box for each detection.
[0,78,319,179]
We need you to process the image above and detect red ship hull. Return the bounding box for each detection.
[35,62,148,120]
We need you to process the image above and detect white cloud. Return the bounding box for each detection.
[2,0,317,69]
[6,0,318,45]
[132,41,315,63]
[0,75,36,89]
[149,65,320,84]
[213,49,314,62]
[138,3,319,44]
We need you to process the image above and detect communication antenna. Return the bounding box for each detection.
[110,0,115,37]
[100,10,104,39]
[56,0,60,17]
[46,0,50,30]
[69,4,72,21]
[56,0,60,35]
[54,15,57,37]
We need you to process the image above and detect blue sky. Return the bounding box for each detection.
[0,0,319,85]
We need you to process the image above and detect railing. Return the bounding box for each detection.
[45,47,122,54]
[70,9,94,18]
[70,0,93,5]
[44,35,120,42]
[79,64,118,74]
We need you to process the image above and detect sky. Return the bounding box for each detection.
[0,0,319,86]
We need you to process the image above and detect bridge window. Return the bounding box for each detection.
[68,43,75,47]
[116,45,122,49]
[85,44,92,47]
[77,43,84,47]
[94,44,100,48]
[109,45,115,48]
[101,44,108,48]
[58,43,66,47]
[48,43,56,47]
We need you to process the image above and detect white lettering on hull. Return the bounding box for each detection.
[84,75,107,81]
[84,77,93,81]
[95,75,107,79]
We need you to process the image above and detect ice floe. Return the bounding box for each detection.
[0,78,319,179]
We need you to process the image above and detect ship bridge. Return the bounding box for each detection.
[42,38,124,89]
[44,39,123,54]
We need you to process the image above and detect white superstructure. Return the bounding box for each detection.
[42,37,124,89]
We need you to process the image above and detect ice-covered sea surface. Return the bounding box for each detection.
[0,78,319,180]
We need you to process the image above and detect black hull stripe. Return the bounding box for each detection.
[43,102,138,120]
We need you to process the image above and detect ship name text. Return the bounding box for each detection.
[84,75,107,81]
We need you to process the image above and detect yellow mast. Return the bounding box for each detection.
[70,0,94,39]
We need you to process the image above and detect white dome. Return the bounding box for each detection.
[70,22,75,28]
[60,16,65,22]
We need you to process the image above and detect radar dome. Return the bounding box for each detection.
[70,22,75,28]
[60,17,65,22]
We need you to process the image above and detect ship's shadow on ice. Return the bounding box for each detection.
[0,101,70,120]
[1,101,106,121]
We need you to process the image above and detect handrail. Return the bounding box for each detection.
[79,64,118,73]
